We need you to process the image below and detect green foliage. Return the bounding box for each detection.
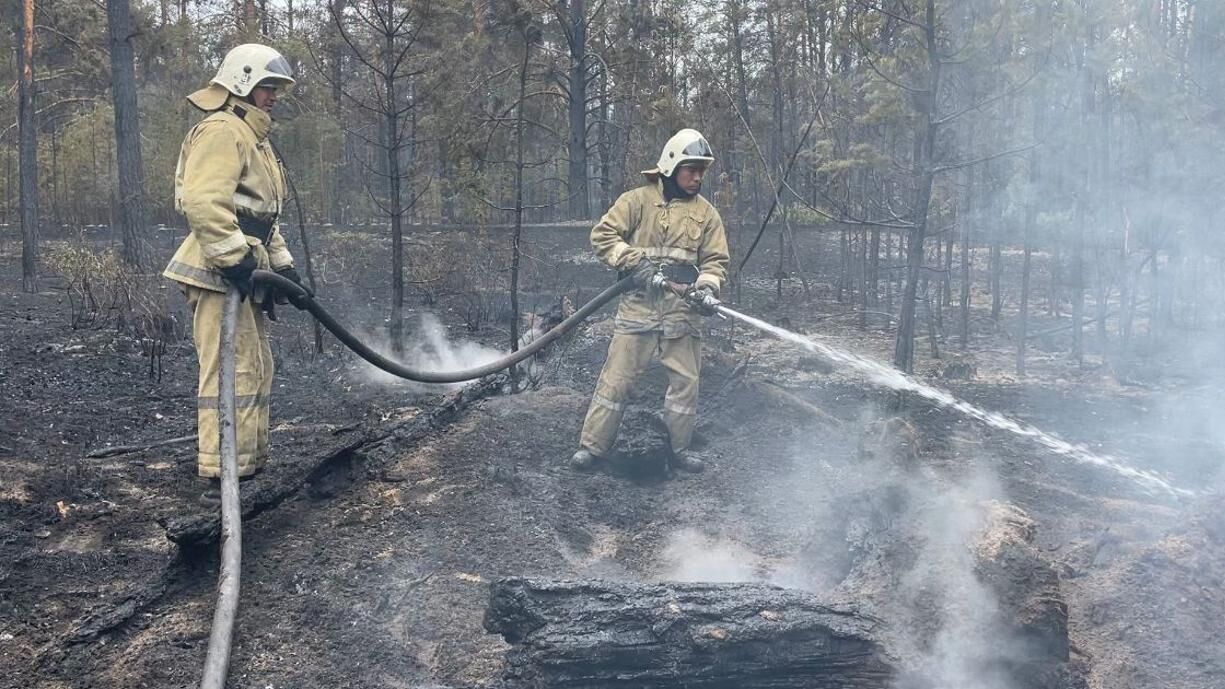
[46,106,116,226]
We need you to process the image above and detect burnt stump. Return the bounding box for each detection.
[484,577,896,688]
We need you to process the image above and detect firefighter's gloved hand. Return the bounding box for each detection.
[261,295,278,322]
[275,266,313,309]
[631,257,658,288]
[218,252,258,301]
[687,285,718,315]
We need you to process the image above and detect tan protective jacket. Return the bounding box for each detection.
[163,95,293,292]
[591,180,730,337]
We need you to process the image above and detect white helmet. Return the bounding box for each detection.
[187,43,296,111]
[643,128,715,177]
[212,43,296,97]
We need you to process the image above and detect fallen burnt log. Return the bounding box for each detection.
[484,577,896,688]
[163,375,506,546]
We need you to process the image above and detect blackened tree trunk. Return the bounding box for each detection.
[108,0,148,269]
[509,34,532,363]
[727,0,752,182]
[766,7,785,178]
[1017,4,1048,376]
[1017,206,1034,376]
[894,0,941,373]
[837,226,849,302]
[868,225,881,308]
[384,0,406,351]
[957,87,981,348]
[1071,22,1095,368]
[18,0,39,293]
[1095,73,1113,355]
[959,168,973,348]
[328,0,347,224]
[989,239,1002,320]
[596,26,612,212]
[565,0,589,219]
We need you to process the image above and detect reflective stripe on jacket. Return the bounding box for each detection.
[591,180,730,337]
[163,95,293,292]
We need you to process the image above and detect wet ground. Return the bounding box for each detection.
[1,227,1222,688]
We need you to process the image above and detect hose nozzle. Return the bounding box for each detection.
[650,273,725,318]
[684,286,725,318]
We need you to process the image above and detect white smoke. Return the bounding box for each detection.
[355,312,504,392]
[890,468,1019,689]
[659,528,761,583]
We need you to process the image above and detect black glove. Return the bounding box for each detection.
[275,266,314,309]
[631,257,658,288]
[218,252,258,301]
[261,295,278,322]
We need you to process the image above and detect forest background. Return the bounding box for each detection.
[4,0,1224,372]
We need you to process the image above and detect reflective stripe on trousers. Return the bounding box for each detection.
[579,331,702,456]
[186,286,274,478]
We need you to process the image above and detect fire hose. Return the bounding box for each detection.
[254,270,636,383]
[202,269,719,689]
[200,288,243,689]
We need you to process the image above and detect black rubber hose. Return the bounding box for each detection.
[252,270,634,383]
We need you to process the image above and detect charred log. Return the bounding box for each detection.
[164,375,506,546]
[484,577,896,688]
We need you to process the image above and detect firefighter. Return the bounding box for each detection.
[571,128,730,473]
[163,44,310,503]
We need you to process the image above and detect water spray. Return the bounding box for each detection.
[651,273,1190,499]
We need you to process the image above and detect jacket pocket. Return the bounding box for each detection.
[679,210,705,248]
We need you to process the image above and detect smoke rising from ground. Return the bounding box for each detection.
[660,529,761,583]
[889,470,1019,689]
[355,312,504,391]
[656,407,1032,689]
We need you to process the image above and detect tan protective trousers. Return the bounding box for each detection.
[186,286,273,478]
[579,332,702,456]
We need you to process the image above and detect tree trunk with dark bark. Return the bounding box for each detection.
[328,0,347,225]
[383,0,406,351]
[565,0,589,219]
[484,577,896,689]
[509,33,531,369]
[893,0,940,373]
[18,0,39,293]
[108,0,148,269]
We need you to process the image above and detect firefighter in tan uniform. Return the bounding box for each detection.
[163,44,310,502]
[572,129,730,473]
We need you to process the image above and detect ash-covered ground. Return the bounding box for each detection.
[1,226,1222,688]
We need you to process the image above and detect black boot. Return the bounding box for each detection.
[569,448,599,471]
[198,474,255,506]
[672,450,705,473]
[198,478,221,506]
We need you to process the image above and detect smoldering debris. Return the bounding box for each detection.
[660,529,761,583]
[356,312,503,390]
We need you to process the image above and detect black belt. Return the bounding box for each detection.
[237,214,275,245]
[619,263,699,284]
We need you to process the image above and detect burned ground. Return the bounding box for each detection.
[1,227,1222,688]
